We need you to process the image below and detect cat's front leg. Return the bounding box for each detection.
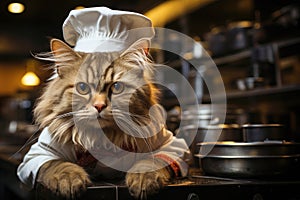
[37,160,91,199]
[126,159,172,199]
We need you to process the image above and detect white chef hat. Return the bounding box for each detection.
[62,7,155,53]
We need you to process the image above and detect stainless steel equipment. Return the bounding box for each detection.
[195,141,300,178]
[242,124,286,142]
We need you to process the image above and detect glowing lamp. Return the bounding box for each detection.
[21,72,40,86]
[8,3,25,14]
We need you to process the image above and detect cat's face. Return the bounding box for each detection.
[72,53,154,130]
[34,39,161,148]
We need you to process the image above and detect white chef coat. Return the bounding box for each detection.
[17,127,189,188]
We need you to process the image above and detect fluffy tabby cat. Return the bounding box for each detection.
[18,38,187,199]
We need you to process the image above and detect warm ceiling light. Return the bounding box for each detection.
[21,72,40,86]
[8,3,25,14]
[145,0,215,27]
[75,6,85,10]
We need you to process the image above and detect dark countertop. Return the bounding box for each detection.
[1,137,300,200]
[0,150,34,199]
[35,175,300,200]
[0,133,34,199]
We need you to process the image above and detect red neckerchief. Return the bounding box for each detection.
[75,143,136,170]
[76,147,98,171]
[75,144,180,178]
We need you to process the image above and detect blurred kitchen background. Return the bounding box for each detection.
[1,0,299,141]
[0,0,300,199]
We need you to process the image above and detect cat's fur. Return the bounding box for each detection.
[34,39,174,199]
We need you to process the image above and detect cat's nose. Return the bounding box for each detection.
[94,102,107,112]
[93,93,107,112]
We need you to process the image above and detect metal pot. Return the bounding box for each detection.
[226,21,254,52]
[271,4,300,28]
[204,26,227,56]
[242,124,285,142]
[205,21,255,56]
[180,114,220,127]
[195,141,300,177]
[180,104,224,128]
[177,124,242,167]
[179,124,242,148]
[196,154,300,178]
[197,141,300,157]
[256,4,300,43]
[181,104,247,126]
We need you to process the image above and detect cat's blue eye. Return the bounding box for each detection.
[76,82,91,95]
[111,82,124,94]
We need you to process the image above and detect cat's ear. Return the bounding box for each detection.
[50,39,81,77]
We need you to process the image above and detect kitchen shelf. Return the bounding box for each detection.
[203,84,300,102]
[163,37,300,70]
[163,50,251,69]
[160,35,300,109]
[210,38,300,66]
[212,49,252,66]
[213,37,300,65]
[165,57,212,69]
[276,37,300,49]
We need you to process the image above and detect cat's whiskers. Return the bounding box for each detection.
[110,109,150,121]
[55,109,98,119]
[55,107,160,156]
[56,110,87,119]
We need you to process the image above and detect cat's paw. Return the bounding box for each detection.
[126,167,170,199]
[37,160,91,199]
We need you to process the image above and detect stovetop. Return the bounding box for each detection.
[33,167,300,200]
[86,174,249,189]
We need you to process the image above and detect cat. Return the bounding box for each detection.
[17,38,189,199]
